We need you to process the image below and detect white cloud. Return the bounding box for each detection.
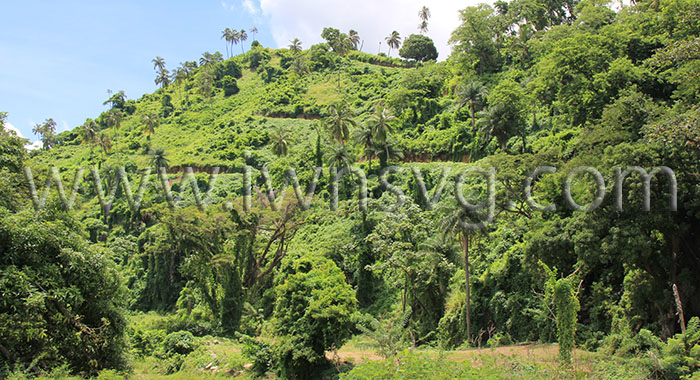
[26,141,42,151]
[242,0,260,15]
[2,121,42,151]
[3,121,24,138]
[221,1,236,11]
[256,0,478,60]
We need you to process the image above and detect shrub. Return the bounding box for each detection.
[271,252,357,379]
[221,75,239,96]
[162,331,198,356]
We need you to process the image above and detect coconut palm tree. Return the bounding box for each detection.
[456,80,487,130]
[313,121,323,167]
[348,30,361,49]
[385,31,401,56]
[419,21,429,33]
[418,6,430,33]
[352,123,374,171]
[269,126,291,157]
[221,28,232,57]
[419,6,431,22]
[142,113,159,143]
[438,203,483,345]
[325,103,356,144]
[289,38,302,54]
[373,138,403,169]
[149,148,170,170]
[325,143,354,171]
[155,68,170,88]
[32,118,57,150]
[152,56,166,71]
[229,29,239,55]
[370,105,395,143]
[104,109,123,134]
[478,104,510,151]
[97,132,112,159]
[172,63,189,86]
[238,29,248,53]
[80,118,98,157]
[250,26,258,41]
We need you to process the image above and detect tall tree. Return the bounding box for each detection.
[419,6,431,33]
[80,118,98,157]
[142,113,159,143]
[439,205,480,344]
[32,118,57,150]
[348,29,361,49]
[238,29,248,53]
[155,68,171,88]
[370,104,395,143]
[221,28,232,58]
[269,126,291,157]
[97,132,111,159]
[385,31,401,56]
[352,123,374,171]
[288,38,302,54]
[250,26,258,41]
[152,56,166,71]
[325,103,356,144]
[456,80,487,130]
[149,148,170,169]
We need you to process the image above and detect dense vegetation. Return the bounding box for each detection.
[2,0,700,378]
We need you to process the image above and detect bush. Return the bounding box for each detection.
[238,333,274,375]
[163,331,198,356]
[221,75,239,96]
[271,252,357,379]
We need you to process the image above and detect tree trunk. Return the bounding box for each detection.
[464,234,471,344]
[470,100,476,131]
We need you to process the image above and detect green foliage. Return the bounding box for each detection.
[221,75,239,96]
[272,251,357,379]
[0,209,127,376]
[553,278,580,363]
[238,333,274,375]
[399,34,438,62]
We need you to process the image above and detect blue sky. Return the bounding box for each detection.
[0,0,469,142]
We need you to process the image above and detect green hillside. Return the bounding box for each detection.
[3,0,700,379]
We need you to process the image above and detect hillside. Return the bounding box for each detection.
[3,0,700,379]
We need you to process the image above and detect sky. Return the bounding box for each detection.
[0,0,475,144]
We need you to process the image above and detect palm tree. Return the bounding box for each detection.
[269,126,291,157]
[222,28,232,58]
[456,81,487,130]
[352,123,374,171]
[250,26,258,41]
[32,118,57,150]
[150,148,170,170]
[325,143,354,171]
[80,118,98,156]
[370,105,395,143]
[155,68,170,88]
[439,204,481,345]
[104,109,123,134]
[142,113,159,143]
[289,38,302,54]
[419,6,431,22]
[238,29,248,53]
[152,56,166,71]
[385,31,401,56]
[172,63,189,86]
[97,132,112,159]
[229,29,239,55]
[418,6,430,33]
[478,104,509,151]
[348,30,361,50]
[313,121,323,167]
[291,57,308,75]
[419,21,429,33]
[373,138,403,169]
[325,103,356,144]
